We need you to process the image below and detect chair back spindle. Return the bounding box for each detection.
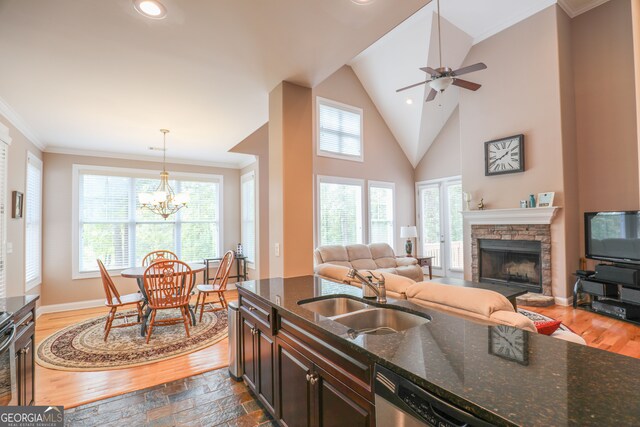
[142,250,179,267]
[98,259,122,305]
[144,260,193,309]
[210,250,235,291]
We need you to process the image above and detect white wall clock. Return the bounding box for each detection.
[489,325,529,365]
[485,134,525,176]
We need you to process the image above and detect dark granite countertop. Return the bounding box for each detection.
[0,294,39,316]
[237,276,640,427]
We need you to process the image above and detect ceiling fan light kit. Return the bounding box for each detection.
[395,0,487,102]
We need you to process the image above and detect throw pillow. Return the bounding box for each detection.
[534,319,562,336]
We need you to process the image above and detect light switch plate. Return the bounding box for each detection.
[275,243,280,257]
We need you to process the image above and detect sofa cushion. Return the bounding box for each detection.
[396,257,418,267]
[406,282,515,318]
[369,243,398,268]
[317,245,350,265]
[490,311,537,333]
[346,244,378,270]
[314,263,351,283]
[395,265,424,282]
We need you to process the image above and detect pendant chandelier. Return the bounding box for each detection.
[139,129,189,219]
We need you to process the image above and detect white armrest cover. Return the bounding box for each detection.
[396,257,418,266]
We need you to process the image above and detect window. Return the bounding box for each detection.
[368,181,395,248]
[25,152,43,289]
[73,166,222,277]
[241,171,256,265]
[317,97,363,161]
[317,176,364,246]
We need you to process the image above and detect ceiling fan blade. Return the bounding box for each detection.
[451,62,487,77]
[396,80,431,93]
[420,66,440,77]
[452,78,481,91]
[425,88,438,102]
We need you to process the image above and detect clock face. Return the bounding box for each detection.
[485,135,524,176]
[489,325,529,365]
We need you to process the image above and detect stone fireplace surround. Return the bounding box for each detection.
[471,224,552,296]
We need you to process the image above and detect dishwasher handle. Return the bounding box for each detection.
[374,365,495,427]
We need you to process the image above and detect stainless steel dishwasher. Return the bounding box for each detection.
[228,301,243,380]
[374,365,494,427]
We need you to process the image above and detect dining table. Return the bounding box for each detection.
[121,262,206,336]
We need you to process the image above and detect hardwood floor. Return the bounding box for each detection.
[35,289,640,409]
[35,292,238,409]
[522,304,640,358]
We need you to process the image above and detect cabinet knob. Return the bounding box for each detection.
[309,374,319,385]
[248,306,256,312]
[305,373,312,382]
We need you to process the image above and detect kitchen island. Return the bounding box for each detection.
[236,276,640,426]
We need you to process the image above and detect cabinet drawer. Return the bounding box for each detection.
[278,314,373,401]
[581,280,618,297]
[14,311,34,340]
[239,294,272,330]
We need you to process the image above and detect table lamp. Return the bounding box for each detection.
[400,226,418,257]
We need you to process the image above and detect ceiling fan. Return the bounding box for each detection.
[396,0,487,102]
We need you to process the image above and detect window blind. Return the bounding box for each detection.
[318,99,362,160]
[318,178,363,246]
[241,172,256,264]
[419,185,441,268]
[77,167,221,274]
[0,142,6,298]
[25,153,43,288]
[369,184,394,247]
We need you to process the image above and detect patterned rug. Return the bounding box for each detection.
[518,308,572,332]
[36,308,228,371]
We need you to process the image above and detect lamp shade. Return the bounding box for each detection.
[400,226,418,239]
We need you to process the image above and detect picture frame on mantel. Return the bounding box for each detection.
[537,192,555,208]
[12,191,23,219]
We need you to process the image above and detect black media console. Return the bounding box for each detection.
[574,263,640,324]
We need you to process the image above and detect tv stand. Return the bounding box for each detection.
[574,264,640,325]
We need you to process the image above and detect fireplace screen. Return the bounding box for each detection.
[479,240,542,292]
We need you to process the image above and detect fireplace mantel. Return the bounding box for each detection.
[462,206,560,225]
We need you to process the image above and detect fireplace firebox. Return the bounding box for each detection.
[479,239,542,292]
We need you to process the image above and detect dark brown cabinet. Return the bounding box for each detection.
[11,297,37,406]
[275,332,373,427]
[241,314,275,413]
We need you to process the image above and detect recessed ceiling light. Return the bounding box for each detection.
[351,0,376,5]
[406,98,414,105]
[133,0,167,19]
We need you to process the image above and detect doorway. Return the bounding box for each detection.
[416,177,463,278]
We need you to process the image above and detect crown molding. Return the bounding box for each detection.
[472,0,557,44]
[556,0,610,18]
[237,156,257,169]
[0,96,45,150]
[44,146,248,170]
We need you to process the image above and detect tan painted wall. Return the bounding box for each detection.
[269,82,314,278]
[572,0,639,266]
[415,107,461,182]
[459,6,571,299]
[232,123,270,280]
[1,115,42,299]
[634,0,640,201]
[41,152,240,306]
[312,66,416,254]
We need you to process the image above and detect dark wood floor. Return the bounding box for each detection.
[64,367,274,427]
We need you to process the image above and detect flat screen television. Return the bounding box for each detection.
[585,211,640,265]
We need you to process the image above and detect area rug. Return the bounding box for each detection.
[36,308,228,371]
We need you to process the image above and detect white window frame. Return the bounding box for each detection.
[316,97,364,162]
[71,164,224,279]
[316,175,365,247]
[367,180,396,250]
[0,124,10,299]
[241,170,256,268]
[25,151,43,290]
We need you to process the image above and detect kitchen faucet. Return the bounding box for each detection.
[346,269,387,304]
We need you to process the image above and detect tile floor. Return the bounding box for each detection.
[64,368,275,427]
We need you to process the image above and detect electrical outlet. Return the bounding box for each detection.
[275,243,280,257]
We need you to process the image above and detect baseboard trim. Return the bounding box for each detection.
[554,295,573,307]
[37,299,104,317]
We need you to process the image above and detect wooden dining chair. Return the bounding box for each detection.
[142,250,179,267]
[194,251,235,322]
[97,259,144,342]
[143,260,193,343]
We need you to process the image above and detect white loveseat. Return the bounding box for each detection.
[314,243,424,282]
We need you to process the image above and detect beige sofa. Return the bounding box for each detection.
[314,243,424,282]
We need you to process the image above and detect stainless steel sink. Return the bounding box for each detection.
[299,297,370,318]
[333,308,430,335]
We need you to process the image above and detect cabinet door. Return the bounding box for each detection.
[276,340,312,427]
[256,327,275,412]
[315,365,373,427]
[15,331,34,406]
[241,317,256,390]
